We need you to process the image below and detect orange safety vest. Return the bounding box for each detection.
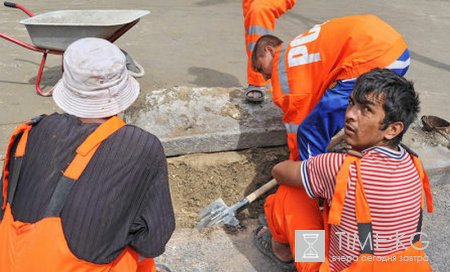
[271,15,408,160]
[320,149,433,272]
[0,116,156,272]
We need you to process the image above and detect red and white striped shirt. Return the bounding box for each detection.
[301,146,422,272]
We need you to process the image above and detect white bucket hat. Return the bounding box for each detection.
[53,37,140,118]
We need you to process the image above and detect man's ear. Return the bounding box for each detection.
[265,45,276,57]
[384,121,404,141]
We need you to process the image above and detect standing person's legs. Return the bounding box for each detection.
[263,185,323,271]
[243,0,296,100]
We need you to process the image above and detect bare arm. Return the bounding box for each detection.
[271,160,304,188]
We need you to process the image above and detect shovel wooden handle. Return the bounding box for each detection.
[246,179,277,203]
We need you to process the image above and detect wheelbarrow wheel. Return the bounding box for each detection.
[121,49,145,78]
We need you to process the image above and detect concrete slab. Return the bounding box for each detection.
[125,87,285,156]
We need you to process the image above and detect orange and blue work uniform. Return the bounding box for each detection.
[270,15,410,160]
[243,0,297,88]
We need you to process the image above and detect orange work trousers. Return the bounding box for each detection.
[243,0,296,87]
[264,184,323,272]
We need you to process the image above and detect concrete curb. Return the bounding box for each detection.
[124,87,286,156]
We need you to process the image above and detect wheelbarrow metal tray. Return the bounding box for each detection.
[20,10,150,51]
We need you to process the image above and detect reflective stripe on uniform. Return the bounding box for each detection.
[386,49,410,76]
[246,25,273,36]
[248,42,256,52]
[386,58,410,69]
[277,43,291,94]
[246,26,273,51]
[284,122,299,134]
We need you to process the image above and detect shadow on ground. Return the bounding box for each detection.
[188,67,241,88]
[0,59,61,90]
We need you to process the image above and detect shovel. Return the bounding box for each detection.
[197,178,277,229]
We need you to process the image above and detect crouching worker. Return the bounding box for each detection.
[0,38,175,272]
[254,69,433,272]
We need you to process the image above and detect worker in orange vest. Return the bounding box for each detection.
[254,69,433,272]
[0,38,174,272]
[252,14,410,161]
[243,0,297,102]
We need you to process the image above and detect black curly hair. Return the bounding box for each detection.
[352,68,420,146]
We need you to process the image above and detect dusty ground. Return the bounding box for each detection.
[167,146,289,228]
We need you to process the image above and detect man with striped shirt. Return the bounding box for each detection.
[255,69,432,271]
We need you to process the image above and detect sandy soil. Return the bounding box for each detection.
[167,146,289,228]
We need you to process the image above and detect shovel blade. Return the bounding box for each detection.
[197,198,239,229]
[198,198,227,218]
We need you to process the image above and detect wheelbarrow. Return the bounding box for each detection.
[0,2,149,96]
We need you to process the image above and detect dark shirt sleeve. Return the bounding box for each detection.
[129,141,175,258]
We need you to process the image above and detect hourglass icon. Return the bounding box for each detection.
[302,233,319,259]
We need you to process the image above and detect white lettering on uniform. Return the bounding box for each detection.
[288,24,322,68]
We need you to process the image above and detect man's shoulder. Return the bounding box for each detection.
[33,114,163,151]
[112,124,165,157]
[42,114,159,139]
[313,151,347,161]
[362,146,409,161]
[305,152,346,172]
[121,124,161,142]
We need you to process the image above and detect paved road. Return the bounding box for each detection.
[1,1,449,271]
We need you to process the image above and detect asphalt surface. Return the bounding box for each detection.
[1,0,449,271]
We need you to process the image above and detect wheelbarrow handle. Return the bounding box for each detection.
[4,2,34,17]
[4,1,16,8]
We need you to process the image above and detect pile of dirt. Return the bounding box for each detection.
[167,146,289,228]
